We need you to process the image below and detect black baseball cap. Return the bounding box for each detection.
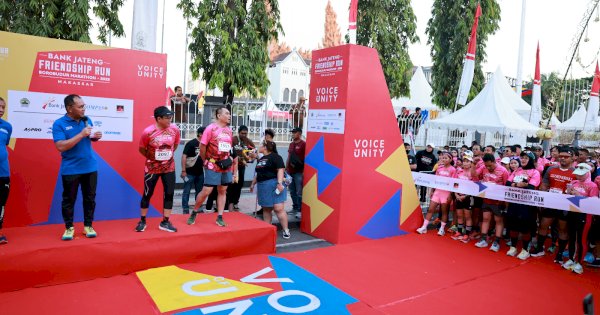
[154,106,175,118]
[290,127,302,133]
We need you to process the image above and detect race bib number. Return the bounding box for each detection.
[218,142,231,152]
[549,188,563,194]
[155,150,173,161]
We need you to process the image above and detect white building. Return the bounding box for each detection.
[268,50,310,104]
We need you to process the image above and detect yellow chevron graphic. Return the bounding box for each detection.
[303,174,334,232]
[375,145,420,225]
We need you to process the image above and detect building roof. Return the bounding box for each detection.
[270,50,310,67]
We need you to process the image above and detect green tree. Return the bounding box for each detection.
[178,0,282,105]
[427,0,501,110]
[353,0,419,98]
[0,0,124,44]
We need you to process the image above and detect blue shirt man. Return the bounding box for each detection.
[0,97,12,244]
[52,94,102,241]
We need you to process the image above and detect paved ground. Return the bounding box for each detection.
[171,187,332,253]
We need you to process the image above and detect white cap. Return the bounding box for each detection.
[427,143,435,148]
[573,163,592,175]
[501,157,511,164]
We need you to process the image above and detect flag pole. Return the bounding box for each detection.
[515,0,527,97]
[349,0,358,44]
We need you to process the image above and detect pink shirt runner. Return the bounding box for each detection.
[479,165,509,204]
[139,123,180,174]
[571,177,599,198]
[201,123,233,172]
[436,164,456,178]
[508,168,541,188]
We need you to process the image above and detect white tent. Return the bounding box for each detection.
[426,68,540,137]
[248,95,290,122]
[392,67,439,113]
[557,105,588,130]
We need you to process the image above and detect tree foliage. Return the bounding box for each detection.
[427,0,501,110]
[178,0,282,105]
[321,0,342,48]
[0,0,124,45]
[352,0,419,98]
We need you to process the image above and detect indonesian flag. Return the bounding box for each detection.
[349,0,358,30]
[456,4,482,106]
[165,86,175,108]
[583,62,600,132]
[529,43,542,127]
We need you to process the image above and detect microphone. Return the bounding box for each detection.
[82,116,89,127]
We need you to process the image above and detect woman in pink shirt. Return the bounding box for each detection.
[451,153,477,242]
[505,152,541,260]
[417,151,456,236]
[563,163,599,274]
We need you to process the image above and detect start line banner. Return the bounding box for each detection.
[412,172,600,216]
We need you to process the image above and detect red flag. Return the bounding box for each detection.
[534,42,541,85]
[165,86,175,106]
[349,0,358,30]
[530,42,542,125]
[591,62,600,97]
[456,4,482,107]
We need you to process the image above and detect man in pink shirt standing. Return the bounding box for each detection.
[474,153,509,252]
[187,106,236,227]
[136,106,181,232]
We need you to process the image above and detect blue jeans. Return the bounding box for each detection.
[289,172,303,212]
[182,174,204,212]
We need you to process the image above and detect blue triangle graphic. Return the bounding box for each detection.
[357,189,407,239]
[43,151,161,225]
[304,136,341,196]
[476,182,488,192]
[567,195,586,207]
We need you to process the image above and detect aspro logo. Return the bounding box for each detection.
[136,257,356,314]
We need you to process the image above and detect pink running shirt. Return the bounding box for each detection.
[201,123,233,172]
[139,123,180,174]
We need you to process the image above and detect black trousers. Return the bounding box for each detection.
[140,172,176,209]
[62,172,97,228]
[0,177,10,229]
[227,166,245,205]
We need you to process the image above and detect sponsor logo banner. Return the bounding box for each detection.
[8,90,133,142]
[412,172,600,215]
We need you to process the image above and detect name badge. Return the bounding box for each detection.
[549,188,563,194]
[155,149,173,161]
[218,142,231,152]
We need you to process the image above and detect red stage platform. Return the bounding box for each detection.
[0,233,598,314]
[0,213,275,293]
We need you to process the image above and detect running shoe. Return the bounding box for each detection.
[562,259,575,271]
[517,249,531,260]
[584,252,595,264]
[489,242,500,252]
[437,228,445,236]
[471,232,481,240]
[62,227,75,241]
[451,231,463,240]
[505,240,512,247]
[135,220,147,232]
[475,239,488,248]
[282,229,291,239]
[548,245,557,254]
[187,211,198,225]
[448,225,458,233]
[216,217,227,227]
[0,234,7,244]
[416,226,427,234]
[506,246,518,257]
[83,226,97,238]
[460,235,470,243]
[554,253,564,265]
[530,249,545,258]
[572,263,584,274]
[159,220,177,232]
[233,204,240,211]
[588,258,600,268]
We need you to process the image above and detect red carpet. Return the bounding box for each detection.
[0,213,276,292]
[0,233,598,314]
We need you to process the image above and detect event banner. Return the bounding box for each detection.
[0,31,167,227]
[8,90,133,141]
[412,172,600,215]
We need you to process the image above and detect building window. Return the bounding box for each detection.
[299,90,304,99]
[292,69,298,76]
[283,88,290,102]
[291,89,297,103]
[300,71,306,76]
[283,67,289,74]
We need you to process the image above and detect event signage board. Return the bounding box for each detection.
[301,44,422,244]
[412,172,600,215]
[8,90,133,141]
[0,31,167,227]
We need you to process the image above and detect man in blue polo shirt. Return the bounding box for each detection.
[52,94,102,240]
[0,97,12,245]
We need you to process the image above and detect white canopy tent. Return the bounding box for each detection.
[557,105,588,130]
[392,67,441,114]
[247,95,290,122]
[426,68,540,141]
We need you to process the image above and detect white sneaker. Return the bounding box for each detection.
[489,242,500,252]
[282,229,291,239]
[572,262,584,274]
[416,226,427,234]
[517,249,530,260]
[563,259,575,271]
[506,246,518,257]
[475,239,488,248]
[437,228,445,236]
